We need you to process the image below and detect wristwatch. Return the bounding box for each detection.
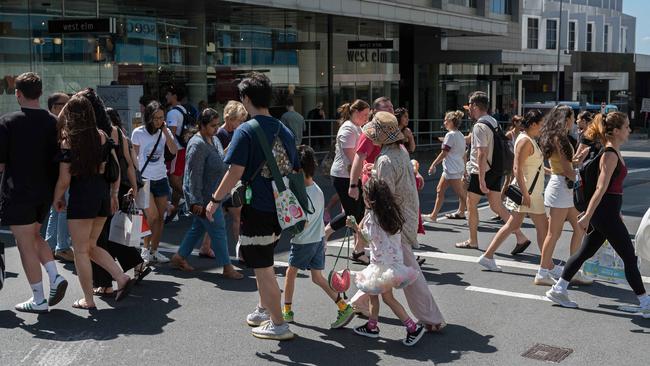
[210,196,221,204]
[349,184,358,188]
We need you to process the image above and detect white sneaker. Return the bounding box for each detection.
[534,271,556,286]
[141,248,153,263]
[550,265,564,279]
[151,251,170,264]
[570,270,594,285]
[251,320,294,340]
[639,302,650,319]
[246,306,270,326]
[15,298,48,314]
[546,288,578,308]
[478,255,502,272]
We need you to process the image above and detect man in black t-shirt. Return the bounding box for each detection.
[0,72,68,313]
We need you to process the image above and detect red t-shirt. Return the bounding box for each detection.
[356,133,381,184]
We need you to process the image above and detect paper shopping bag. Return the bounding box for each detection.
[109,211,143,247]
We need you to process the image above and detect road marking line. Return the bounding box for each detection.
[627,167,650,174]
[621,151,650,159]
[325,242,650,284]
[465,286,551,302]
[0,229,11,235]
[423,203,490,225]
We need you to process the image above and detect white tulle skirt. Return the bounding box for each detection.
[354,263,418,295]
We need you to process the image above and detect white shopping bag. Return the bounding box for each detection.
[109,210,143,247]
[635,207,650,262]
[135,180,150,210]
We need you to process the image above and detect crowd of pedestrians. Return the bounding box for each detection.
[1,71,648,347]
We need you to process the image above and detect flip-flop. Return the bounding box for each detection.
[511,240,532,255]
[72,299,97,310]
[445,213,466,220]
[198,249,216,259]
[115,278,135,302]
[351,251,370,265]
[134,265,152,285]
[93,287,115,298]
[417,256,426,266]
[455,241,479,249]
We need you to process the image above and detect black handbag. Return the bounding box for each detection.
[505,164,542,206]
[102,132,120,183]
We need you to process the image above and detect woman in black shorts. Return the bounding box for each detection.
[53,94,133,310]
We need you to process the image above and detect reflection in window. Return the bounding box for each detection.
[569,21,576,51]
[491,0,512,15]
[527,18,539,49]
[587,23,594,51]
[546,19,557,50]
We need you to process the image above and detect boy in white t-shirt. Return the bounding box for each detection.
[282,145,355,329]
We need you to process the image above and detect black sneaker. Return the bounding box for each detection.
[403,325,425,346]
[353,323,380,338]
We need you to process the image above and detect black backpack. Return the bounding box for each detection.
[574,146,619,212]
[172,106,197,148]
[478,119,514,176]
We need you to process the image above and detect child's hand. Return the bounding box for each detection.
[346,215,357,230]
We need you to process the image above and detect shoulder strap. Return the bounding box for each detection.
[141,130,162,175]
[250,119,287,192]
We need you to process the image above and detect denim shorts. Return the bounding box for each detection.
[149,178,171,198]
[288,240,326,271]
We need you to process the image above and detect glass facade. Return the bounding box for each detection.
[0,0,400,125]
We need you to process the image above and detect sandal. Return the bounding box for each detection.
[444,212,466,220]
[114,278,135,302]
[198,248,216,259]
[170,254,195,271]
[455,240,479,249]
[93,287,114,298]
[134,264,152,285]
[223,270,244,280]
[417,256,426,266]
[351,251,370,265]
[511,240,531,256]
[72,299,97,310]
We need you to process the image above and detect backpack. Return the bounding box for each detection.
[172,106,197,148]
[478,119,514,176]
[574,147,619,212]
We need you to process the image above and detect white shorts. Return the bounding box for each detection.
[544,174,574,209]
[442,170,464,180]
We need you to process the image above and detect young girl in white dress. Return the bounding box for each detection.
[346,178,422,346]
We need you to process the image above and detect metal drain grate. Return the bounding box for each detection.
[522,343,573,363]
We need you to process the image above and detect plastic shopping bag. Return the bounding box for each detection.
[634,207,650,262]
[583,241,628,283]
[135,179,150,210]
[109,210,143,247]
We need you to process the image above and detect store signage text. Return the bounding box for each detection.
[347,49,389,63]
[348,40,393,49]
[48,18,116,34]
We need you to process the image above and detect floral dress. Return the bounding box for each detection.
[354,211,418,295]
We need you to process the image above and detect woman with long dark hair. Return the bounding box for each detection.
[546,112,649,316]
[536,105,591,286]
[170,108,243,279]
[131,101,178,264]
[325,99,370,264]
[53,94,133,309]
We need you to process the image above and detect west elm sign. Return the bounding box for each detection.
[48,18,117,34]
[346,40,394,64]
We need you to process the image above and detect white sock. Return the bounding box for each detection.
[554,278,570,292]
[30,281,46,303]
[537,267,549,276]
[43,261,59,286]
[638,294,650,307]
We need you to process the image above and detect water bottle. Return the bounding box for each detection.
[245,186,252,205]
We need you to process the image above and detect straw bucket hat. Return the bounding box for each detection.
[361,111,405,145]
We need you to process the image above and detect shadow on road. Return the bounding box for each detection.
[11,279,181,342]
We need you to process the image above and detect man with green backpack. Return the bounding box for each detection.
[206,72,304,341]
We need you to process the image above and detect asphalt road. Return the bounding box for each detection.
[1,139,649,366]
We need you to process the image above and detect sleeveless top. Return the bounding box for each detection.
[549,143,574,175]
[512,133,544,195]
[605,147,626,195]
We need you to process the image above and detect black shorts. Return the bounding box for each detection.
[67,175,111,220]
[0,202,50,226]
[468,171,502,196]
[239,205,281,269]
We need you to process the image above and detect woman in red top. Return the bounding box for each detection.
[546,112,649,316]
